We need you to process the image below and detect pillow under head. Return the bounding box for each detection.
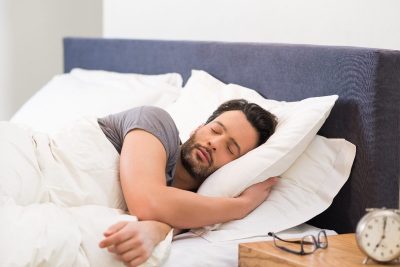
[166,70,355,241]
[166,70,338,197]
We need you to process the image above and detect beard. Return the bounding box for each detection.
[180,132,217,182]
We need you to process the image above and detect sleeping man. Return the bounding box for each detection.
[97,99,278,266]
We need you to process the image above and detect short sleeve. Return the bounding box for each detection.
[98,106,181,184]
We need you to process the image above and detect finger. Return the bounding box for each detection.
[99,235,115,248]
[104,231,112,237]
[113,254,123,262]
[107,245,116,253]
[114,236,142,255]
[104,221,129,236]
[263,177,279,187]
[120,247,145,265]
[127,255,148,267]
[99,228,130,248]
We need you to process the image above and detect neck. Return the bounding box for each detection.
[172,154,200,191]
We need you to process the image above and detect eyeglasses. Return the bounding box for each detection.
[268,230,328,255]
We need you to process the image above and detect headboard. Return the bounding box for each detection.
[64,37,400,234]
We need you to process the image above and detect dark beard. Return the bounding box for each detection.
[180,133,216,183]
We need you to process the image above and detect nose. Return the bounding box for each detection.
[207,135,224,151]
[207,141,216,151]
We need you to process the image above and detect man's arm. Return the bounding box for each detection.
[120,129,276,229]
[99,220,172,267]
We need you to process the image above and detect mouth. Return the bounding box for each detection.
[196,146,211,165]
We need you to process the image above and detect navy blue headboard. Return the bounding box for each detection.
[64,37,400,233]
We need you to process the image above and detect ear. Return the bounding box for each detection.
[190,124,205,137]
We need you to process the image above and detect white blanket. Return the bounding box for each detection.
[0,119,172,267]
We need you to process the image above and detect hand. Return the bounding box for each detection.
[99,220,171,267]
[236,177,279,218]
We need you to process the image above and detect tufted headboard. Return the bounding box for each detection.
[64,37,400,233]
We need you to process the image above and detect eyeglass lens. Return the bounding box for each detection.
[302,235,317,253]
[318,230,328,248]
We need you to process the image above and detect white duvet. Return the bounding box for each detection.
[0,118,172,267]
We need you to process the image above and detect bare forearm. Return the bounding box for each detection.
[119,130,277,229]
[128,186,247,229]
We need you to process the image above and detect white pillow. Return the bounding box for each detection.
[10,68,183,134]
[166,70,338,197]
[165,70,351,241]
[193,135,355,241]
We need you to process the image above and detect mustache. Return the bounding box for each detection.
[194,144,213,165]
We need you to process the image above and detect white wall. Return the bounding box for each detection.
[103,0,400,50]
[0,1,12,119]
[0,0,102,120]
[2,0,399,120]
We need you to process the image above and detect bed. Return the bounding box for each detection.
[64,37,400,231]
[2,37,399,267]
[62,38,400,266]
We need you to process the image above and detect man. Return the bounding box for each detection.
[98,99,278,266]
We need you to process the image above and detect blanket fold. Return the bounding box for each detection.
[0,118,171,267]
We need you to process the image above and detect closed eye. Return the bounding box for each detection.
[213,121,241,155]
[211,128,219,134]
[227,145,234,155]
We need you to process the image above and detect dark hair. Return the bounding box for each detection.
[206,99,277,147]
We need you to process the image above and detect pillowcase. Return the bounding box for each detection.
[10,68,183,134]
[166,70,338,197]
[193,135,355,241]
[165,70,350,241]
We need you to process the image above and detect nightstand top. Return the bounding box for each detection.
[239,233,400,267]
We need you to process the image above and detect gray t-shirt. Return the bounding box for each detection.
[97,106,181,185]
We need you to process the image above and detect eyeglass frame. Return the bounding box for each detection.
[267,230,328,255]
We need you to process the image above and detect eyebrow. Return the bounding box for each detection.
[214,121,241,155]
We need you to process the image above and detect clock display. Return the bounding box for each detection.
[357,209,400,263]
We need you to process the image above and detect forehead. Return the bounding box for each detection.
[211,110,258,154]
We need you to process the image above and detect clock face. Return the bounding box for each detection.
[358,213,400,262]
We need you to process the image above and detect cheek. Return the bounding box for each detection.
[213,151,234,167]
[191,129,207,143]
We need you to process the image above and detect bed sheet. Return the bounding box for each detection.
[164,224,337,267]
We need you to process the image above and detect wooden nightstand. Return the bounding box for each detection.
[239,233,400,266]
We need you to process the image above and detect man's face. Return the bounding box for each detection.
[180,110,259,181]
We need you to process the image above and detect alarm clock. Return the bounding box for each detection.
[356,208,400,264]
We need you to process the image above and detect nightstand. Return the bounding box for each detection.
[239,233,400,266]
